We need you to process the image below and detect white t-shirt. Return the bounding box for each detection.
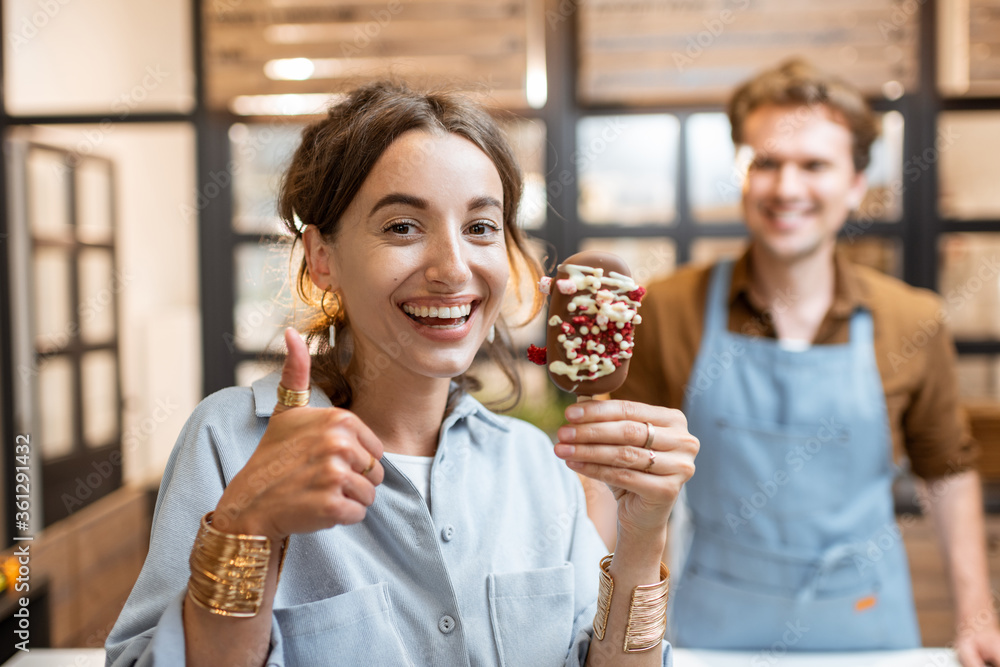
[777,338,811,352]
[382,452,434,509]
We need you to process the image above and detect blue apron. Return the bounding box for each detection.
[672,260,921,649]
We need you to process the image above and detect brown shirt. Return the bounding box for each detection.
[613,246,978,480]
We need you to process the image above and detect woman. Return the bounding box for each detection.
[105,82,698,667]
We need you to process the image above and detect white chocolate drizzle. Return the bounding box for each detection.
[547,263,643,384]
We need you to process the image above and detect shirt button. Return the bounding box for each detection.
[438,615,456,634]
[441,525,455,542]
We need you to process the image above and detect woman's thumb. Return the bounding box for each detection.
[274,328,311,415]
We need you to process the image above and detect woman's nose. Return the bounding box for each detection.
[425,233,473,288]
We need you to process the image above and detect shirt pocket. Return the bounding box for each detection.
[274,582,413,666]
[487,563,576,667]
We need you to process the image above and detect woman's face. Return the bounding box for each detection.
[315,129,510,383]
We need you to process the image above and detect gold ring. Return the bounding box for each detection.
[361,454,376,476]
[643,449,656,473]
[643,422,655,449]
[277,384,310,408]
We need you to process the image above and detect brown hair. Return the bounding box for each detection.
[727,58,879,172]
[278,81,543,408]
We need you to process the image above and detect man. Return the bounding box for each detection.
[612,59,1000,663]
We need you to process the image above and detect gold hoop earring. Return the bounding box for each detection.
[320,288,342,348]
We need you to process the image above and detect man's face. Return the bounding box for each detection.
[740,104,867,262]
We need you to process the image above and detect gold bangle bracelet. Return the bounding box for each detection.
[593,554,614,640]
[187,511,273,618]
[593,553,670,652]
[623,561,670,652]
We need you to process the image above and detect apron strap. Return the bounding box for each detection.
[847,307,874,349]
[704,259,734,337]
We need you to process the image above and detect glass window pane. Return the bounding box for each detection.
[230,123,304,234]
[687,113,740,224]
[939,233,1000,339]
[82,350,118,448]
[78,249,117,344]
[76,159,114,241]
[33,248,72,348]
[690,237,748,266]
[577,115,678,226]
[578,238,676,286]
[38,355,74,459]
[503,119,547,231]
[837,237,903,278]
[27,149,70,236]
[939,112,1000,220]
[233,241,295,352]
[858,111,905,223]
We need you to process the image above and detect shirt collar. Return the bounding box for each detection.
[251,371,511,433]
[729,243,870,319]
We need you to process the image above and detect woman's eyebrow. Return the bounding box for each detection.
[468,195,502,212]
[369,193,428,216]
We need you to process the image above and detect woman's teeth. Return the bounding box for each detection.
[401,303,473,329]
[402,303,472,319]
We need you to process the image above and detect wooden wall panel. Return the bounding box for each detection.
[204,0,534,112]
[579,0,919,105]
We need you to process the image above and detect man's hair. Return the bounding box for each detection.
[727,58,879,172]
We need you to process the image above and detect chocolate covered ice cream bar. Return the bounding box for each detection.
[527,251,646,397]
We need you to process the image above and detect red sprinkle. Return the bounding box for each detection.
[627,287,647,302]
[526,344,548,366]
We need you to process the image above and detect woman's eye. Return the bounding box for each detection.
[386,222,415,235]
[468,221,499,236]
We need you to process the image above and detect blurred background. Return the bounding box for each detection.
[0,0,999,656]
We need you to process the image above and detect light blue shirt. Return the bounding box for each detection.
[105,373,673,666]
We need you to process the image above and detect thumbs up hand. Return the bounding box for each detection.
[213,328,384,541]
